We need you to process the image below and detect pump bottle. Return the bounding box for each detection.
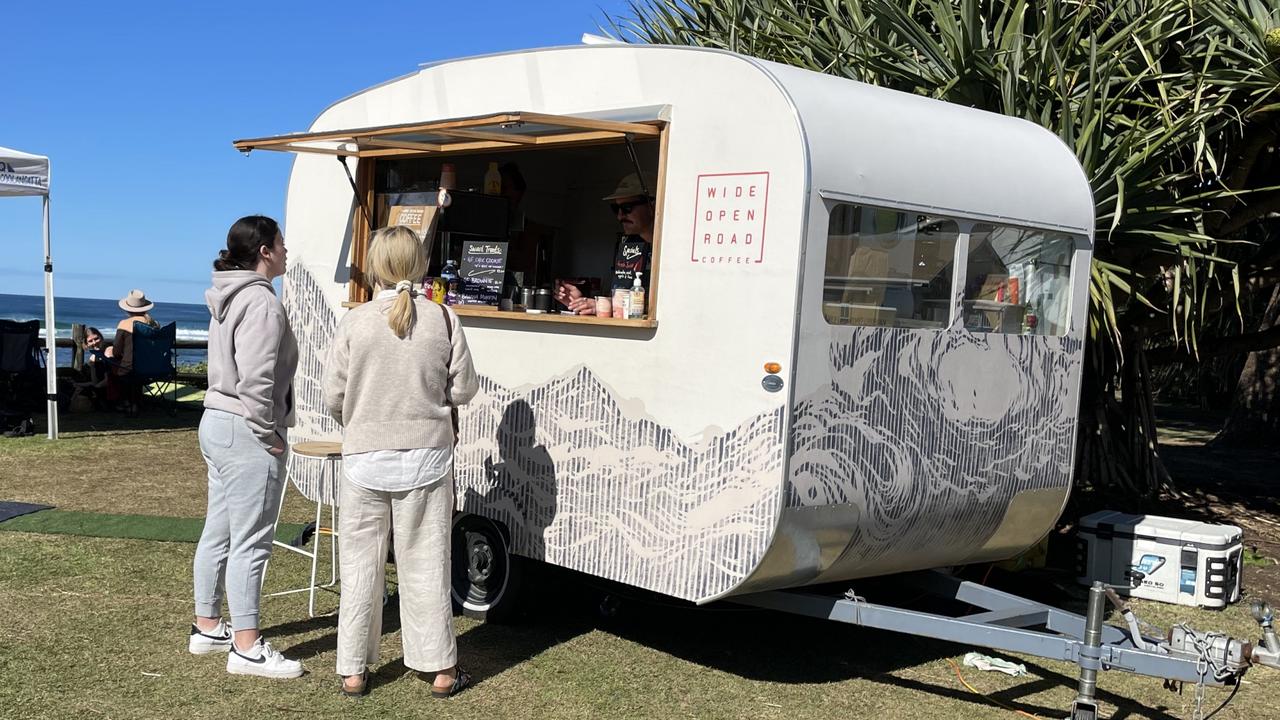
[628,272,646,319]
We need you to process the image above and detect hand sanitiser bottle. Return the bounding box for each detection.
[628,272,646,319]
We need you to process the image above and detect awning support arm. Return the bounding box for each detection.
[622,134,650,198]
[338,156,375,234]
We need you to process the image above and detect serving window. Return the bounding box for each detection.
[234,109,668,328]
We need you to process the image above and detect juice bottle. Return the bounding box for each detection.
[441,260,460,306]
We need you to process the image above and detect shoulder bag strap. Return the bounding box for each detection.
[438,303,460,444]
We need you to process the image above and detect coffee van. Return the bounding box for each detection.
[235,42,1093,618]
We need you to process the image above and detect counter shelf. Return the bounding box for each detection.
[339,300,657,328]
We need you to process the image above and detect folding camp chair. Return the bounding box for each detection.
[0,320,44,434]
[128,322,178,414]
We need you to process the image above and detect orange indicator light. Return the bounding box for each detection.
[764,362,782,374]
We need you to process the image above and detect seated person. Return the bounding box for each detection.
[112,289,160,415]
[70,327,110,410]
[555,173,655,316]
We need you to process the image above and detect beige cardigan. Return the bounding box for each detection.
[322,296,478,454]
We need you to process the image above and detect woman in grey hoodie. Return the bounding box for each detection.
[189,215,302,679]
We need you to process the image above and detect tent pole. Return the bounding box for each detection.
[43,194,58,440]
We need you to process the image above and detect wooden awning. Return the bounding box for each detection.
[233,107,667,158]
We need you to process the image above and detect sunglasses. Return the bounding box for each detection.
[610,199,649,215]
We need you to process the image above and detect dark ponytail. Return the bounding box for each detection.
[214,215,280,271]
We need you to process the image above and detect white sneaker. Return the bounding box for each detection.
[188,620,233,655]
[226,637,303,679]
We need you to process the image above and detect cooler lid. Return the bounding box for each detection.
[1079,511,1242,548]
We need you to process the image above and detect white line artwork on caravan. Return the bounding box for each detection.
[282,265,786,602]
[787,327,1083,577]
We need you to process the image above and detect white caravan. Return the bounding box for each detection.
[235,43,1093,616]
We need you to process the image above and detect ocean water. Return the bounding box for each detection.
[0,292,210,367]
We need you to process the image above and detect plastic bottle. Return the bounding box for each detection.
[441,259,460,305]
[628,272,646,319]
[483,162,502,195]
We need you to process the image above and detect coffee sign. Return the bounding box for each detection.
[459,240,509,305]
[690,171,770,265]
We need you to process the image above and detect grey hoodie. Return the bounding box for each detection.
[203,271,298,450]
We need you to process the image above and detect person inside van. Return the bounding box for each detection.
[555,172,655,315]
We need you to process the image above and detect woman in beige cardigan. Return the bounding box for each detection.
[323,226,479,698]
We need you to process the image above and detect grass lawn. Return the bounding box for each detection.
[1,407,1278,719]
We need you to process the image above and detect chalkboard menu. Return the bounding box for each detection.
[459,240,509,305]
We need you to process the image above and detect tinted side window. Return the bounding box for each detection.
[962,225,1074,335]
[823,204,957,329]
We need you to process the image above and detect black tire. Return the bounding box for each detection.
[450,514,523,622]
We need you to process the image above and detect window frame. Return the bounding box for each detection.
[819,198,1084,335]
[340,124,670,329]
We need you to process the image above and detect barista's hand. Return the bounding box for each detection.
[554,280,581,308]
[555,281,596,314]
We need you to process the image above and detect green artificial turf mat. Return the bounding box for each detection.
[0,508,306,544]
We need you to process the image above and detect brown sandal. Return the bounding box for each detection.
[430,669,471,698]
[340,670,368,698]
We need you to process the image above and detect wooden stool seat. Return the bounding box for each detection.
[291,440,343,459]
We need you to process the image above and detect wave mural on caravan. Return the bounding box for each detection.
[283,265,786,602]
[788,328,1082,576]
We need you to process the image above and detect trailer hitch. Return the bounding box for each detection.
[1248,600,1280,670]
[735,571,1278,720]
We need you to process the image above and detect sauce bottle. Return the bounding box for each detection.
[483,162,502,195]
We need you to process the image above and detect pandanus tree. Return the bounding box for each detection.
[609,0,1280,497]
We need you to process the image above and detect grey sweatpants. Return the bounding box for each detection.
[192,408,287,631]
[335,472,456,676]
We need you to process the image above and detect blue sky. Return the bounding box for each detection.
[1,1,633,305]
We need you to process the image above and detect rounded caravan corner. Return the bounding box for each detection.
[274,44,811,607]
[721,58,1096,600]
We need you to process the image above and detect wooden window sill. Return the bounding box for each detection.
[340,301,657,328]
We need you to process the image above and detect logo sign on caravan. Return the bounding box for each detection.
[690,172,769,265]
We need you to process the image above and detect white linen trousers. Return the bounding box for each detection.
[334,471,456,676]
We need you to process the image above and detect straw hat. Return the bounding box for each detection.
[603,172,657,201]
[118,289,155,313]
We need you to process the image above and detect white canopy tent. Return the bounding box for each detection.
[1,146,57,439]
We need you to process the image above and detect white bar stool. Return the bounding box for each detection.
[266,440,342,617]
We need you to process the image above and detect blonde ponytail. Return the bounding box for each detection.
[366,226,428,339]
[387,281,417,338]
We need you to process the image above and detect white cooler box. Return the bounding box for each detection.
[1076,511,1243,608]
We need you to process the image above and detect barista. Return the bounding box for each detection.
[556,173,655,315]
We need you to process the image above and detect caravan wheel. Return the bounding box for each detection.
[450,514,523,622]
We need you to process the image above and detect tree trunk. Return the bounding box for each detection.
[1216,284,1280,446]
[1075,327,1171,500]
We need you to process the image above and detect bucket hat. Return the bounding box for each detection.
[603,173,657,201]
[118,289,155,313]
